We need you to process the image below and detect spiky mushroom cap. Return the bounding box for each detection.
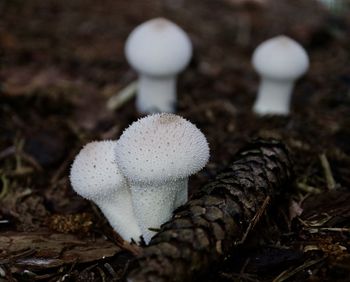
[70,141,126,202]
[252,35,309,81]
[125,18,192,77]
[115,113,209,184]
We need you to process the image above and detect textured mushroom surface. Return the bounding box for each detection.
[115,113,209,242]
[70,141,142,242]
[70,141,126,201]
[116,113,209,184]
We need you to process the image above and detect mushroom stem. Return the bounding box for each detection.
[174,180,188,209]
[253,78,294,115]
[69,141,142,243]
[98,186,142,242]
[130,178,187,243]
[115,114,209,245]
[137,75,176,113]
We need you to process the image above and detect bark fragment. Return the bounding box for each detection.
[0,232,121,271]
[127,139,294,282]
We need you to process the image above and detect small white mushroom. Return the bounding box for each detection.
[125,18,192,114]
[252,35,309,115]
[70,141,142,242]
[115,113,209,243]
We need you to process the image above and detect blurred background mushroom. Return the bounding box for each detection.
[125,18,192,114]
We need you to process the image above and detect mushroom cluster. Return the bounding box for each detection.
[70,114,209,244]
[70,21,310,245]
[122,19,309,116]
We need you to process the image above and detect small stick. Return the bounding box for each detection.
[319,153,336,190]
[106,81,137,111]
[238,195,270,244]
[0,174,9,199]
[297,182,322,194]
[272,257,325,282]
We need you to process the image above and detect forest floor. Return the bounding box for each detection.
[0,0,349,281]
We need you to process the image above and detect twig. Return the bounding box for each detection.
[21,152,43,171]
[296,182,322,194]
[298,213,332,227]
[240,257,251,275]
[0,174,9,199]
[319,153,336,190]
[220,271,259,282]
[272,257,326,282]
[106,81,137,110]
[96,267,107,282]
[311,227,350,232]
[14,137,25,172]
[319,227,350,232]
[238,196,270,244]
[7,167,34,176]
[0,146,15,161]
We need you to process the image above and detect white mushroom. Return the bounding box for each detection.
[70,141,142,242]
[115,113,209,243]
[125,18,192,114]
[252,35,309,115]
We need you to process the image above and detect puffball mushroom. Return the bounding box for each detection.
[115,113,209,243]
[125,18,192,114]
[70,141,142,242]
[252,35,309,115]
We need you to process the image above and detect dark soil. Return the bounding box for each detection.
[1,0,349,281]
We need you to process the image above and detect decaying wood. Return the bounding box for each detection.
[127,139,294,282]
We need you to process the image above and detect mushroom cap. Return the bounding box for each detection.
[252,35,309,81]
[125,18,192,77]
[115,113,209,184]
[70,141,127,202]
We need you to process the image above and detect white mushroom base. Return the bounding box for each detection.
[253,78,294,116]
[174,181,188,209]
[137,75,176,113]
[130,178,187,243]
[98,187,142,243]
